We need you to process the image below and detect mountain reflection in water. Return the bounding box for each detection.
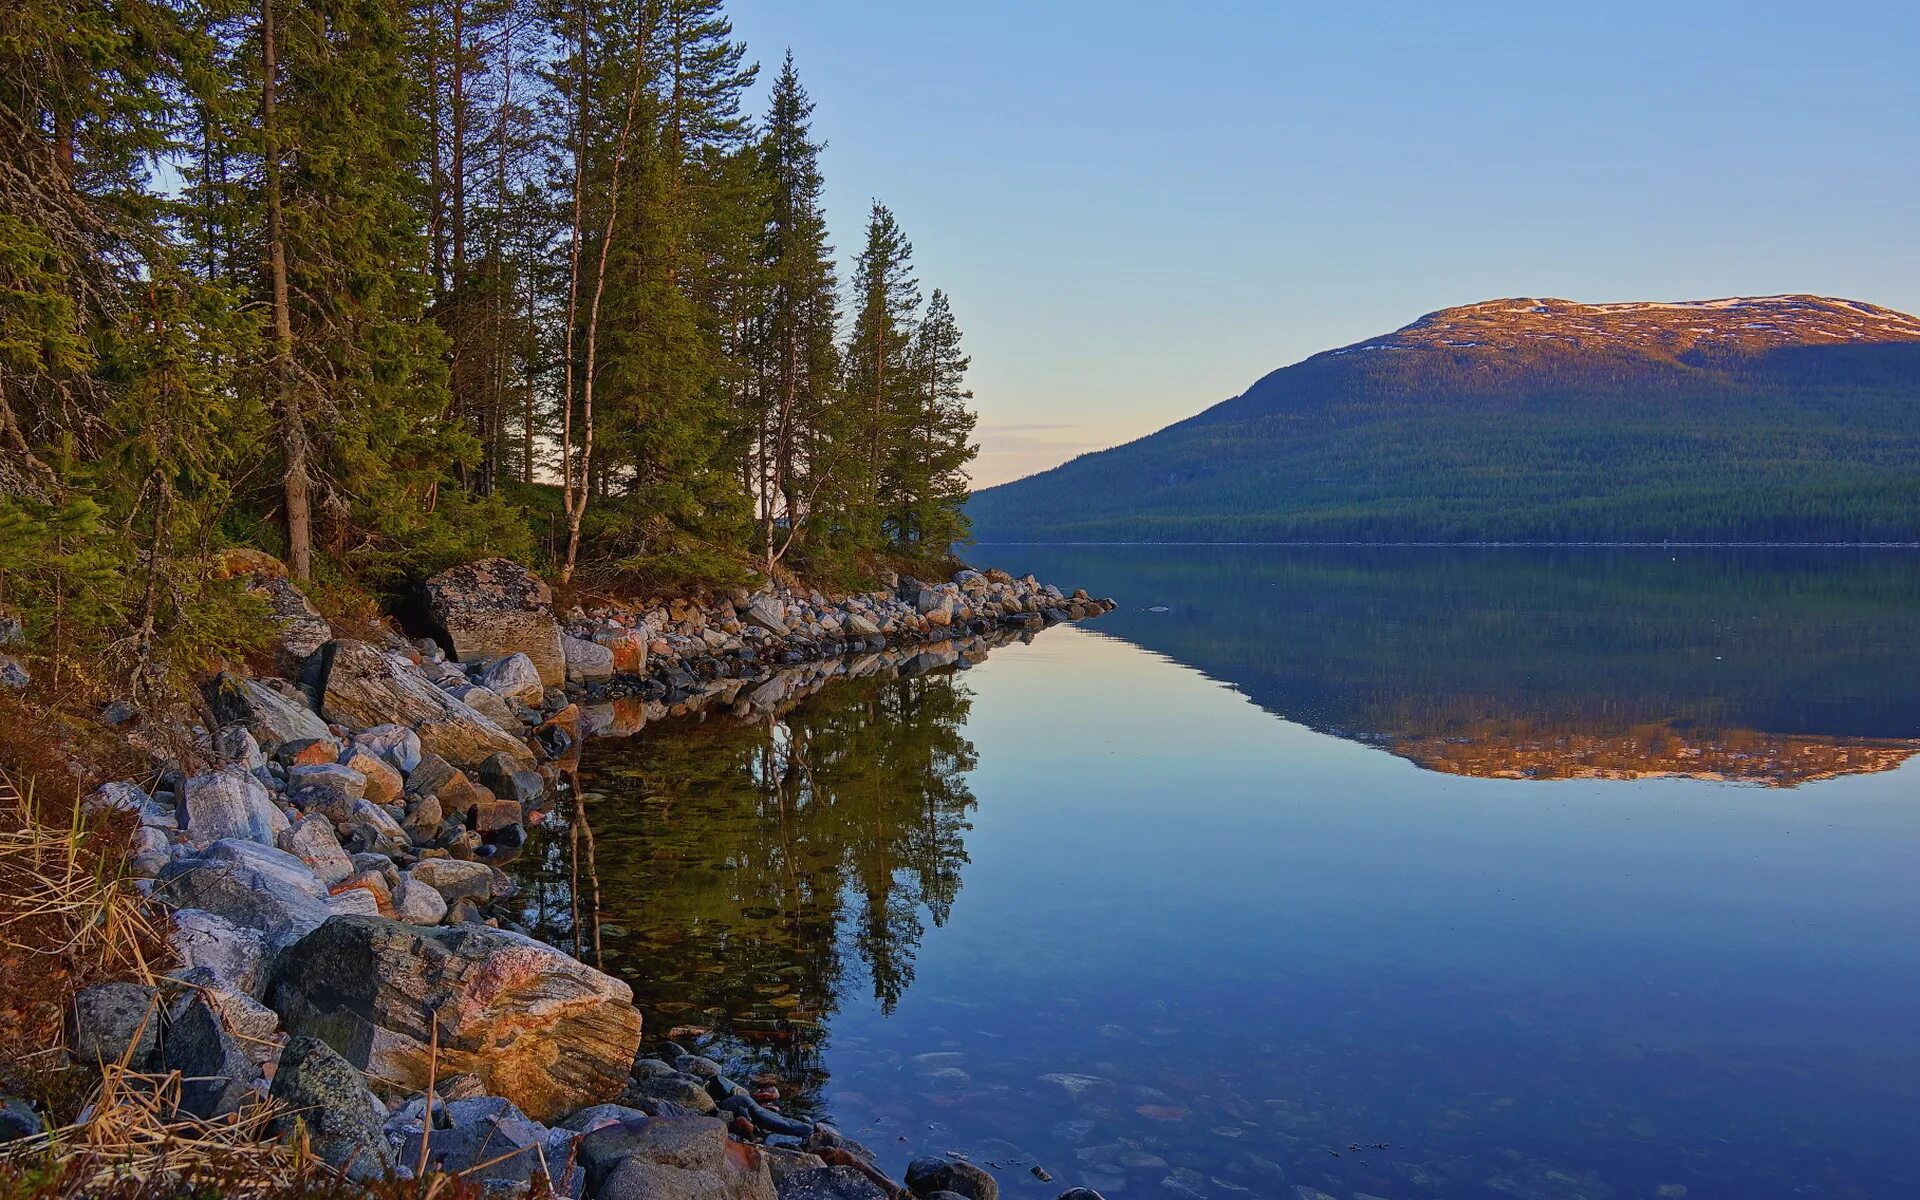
[511,550,1920,1197]
[984,545,1920,785]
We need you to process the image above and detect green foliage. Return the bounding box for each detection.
[0,0,987,695]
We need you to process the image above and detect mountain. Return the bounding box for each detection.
[969,295,1920,543]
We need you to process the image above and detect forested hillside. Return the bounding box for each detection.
[969,296,1920,543]
[1,0,977,705]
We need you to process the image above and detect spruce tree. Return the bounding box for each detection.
[747,51,839,572]
[898,288,977,552]
[845,201,919,550]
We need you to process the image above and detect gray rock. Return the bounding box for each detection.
[581,1114,774,1200]
[70,982,161,1068]
[156,839,331,954]
[395,1095,575,1195]
[906,1156,998,1200]
[287,762,366,799]
[180,765,289,849]
[778,1166,888,1199]
[85,780,177,830]
[160,993,260,1119]
[478,752,544,805]
[272,916,642,1122]
[248,573,334,679]
[741,598,790,637]
[0,1097,40,1143]
[449,682,518,732]
[277,815,354,886]
[480,652,546,705]
[408,856,494,903]
[621,1069,718,1114]
[352,723,422,775]
[168,908,270,997]
[562,634,615,682]
[425,559,568,687]
[205,673,332,751]
[391,875,449,925]
[269,1036,395,1182]
[214,724,269,770]
[315,639,534,770]
[0,654,27,690]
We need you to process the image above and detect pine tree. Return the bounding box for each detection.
[897,287,977,552]
[845,201,919,550]
[747,52,839,572]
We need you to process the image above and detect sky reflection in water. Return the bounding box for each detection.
[517,548,1920,1200]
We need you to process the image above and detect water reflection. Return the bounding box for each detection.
[978,546,1920,784]
[514,644,989,1120]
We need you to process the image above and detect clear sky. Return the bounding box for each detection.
[726,0,1920,487]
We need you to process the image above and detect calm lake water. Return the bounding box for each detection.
[515,547,1920,1200]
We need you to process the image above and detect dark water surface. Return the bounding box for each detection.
[516,548,1920,1200]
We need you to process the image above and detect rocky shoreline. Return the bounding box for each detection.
[14,556,1116,1199]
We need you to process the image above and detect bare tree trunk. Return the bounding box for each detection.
[263,0,310,581]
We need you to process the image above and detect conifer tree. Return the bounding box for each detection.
[747,52,839,572]
[845,201,919,550]
[897,288,977,551]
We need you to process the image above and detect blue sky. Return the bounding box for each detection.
[727,1,1920,485]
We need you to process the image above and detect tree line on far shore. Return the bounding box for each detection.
[1,0,979,700]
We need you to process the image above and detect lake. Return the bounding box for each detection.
[513,547,1920,1200]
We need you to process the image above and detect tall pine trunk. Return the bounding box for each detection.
[263,0,311,580]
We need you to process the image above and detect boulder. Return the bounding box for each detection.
[0,654,27,690]
[480,652,546,705]
[842,612,881,638]
[168,909,270,998]
[205,673,332,751]
[180,766,289,850]
[622,1070,717,1115]
[390,875,448,925]
[70,982,161,1068]
[351,724,423,775]
[86,780,177,830]
[314,639,534,770]
[268,1036,395,1182]
[562,634,616,683]
[449,683,518,732]
[579,1114,774,1200]
[905,1158,998,1200]
[393,1096,579,1196]
[740,598,790,637]
[247,573,333,679]
[277,816,354,886]
[272,916,643,1121]
[778,1166,889,1200]
[0,1097,38,1143]
[478,752,545,806]
[407,857,494,904]
[287,762,365,800]
[156,839,331,954]
[172,967,284,1069]
[159,993,260,1119]
[424,559,567,687]
[594,629,649,673]
[339,748,403,806]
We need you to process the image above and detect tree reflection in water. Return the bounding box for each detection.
[512,667,979,1119]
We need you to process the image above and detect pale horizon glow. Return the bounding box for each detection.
[727,0,1920,487]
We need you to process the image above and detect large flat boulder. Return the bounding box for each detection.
[314,640,533,770]
[272,916,642,1122]
[205,673,333,752]
[156,840,332,955]
[424,559,566,687]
